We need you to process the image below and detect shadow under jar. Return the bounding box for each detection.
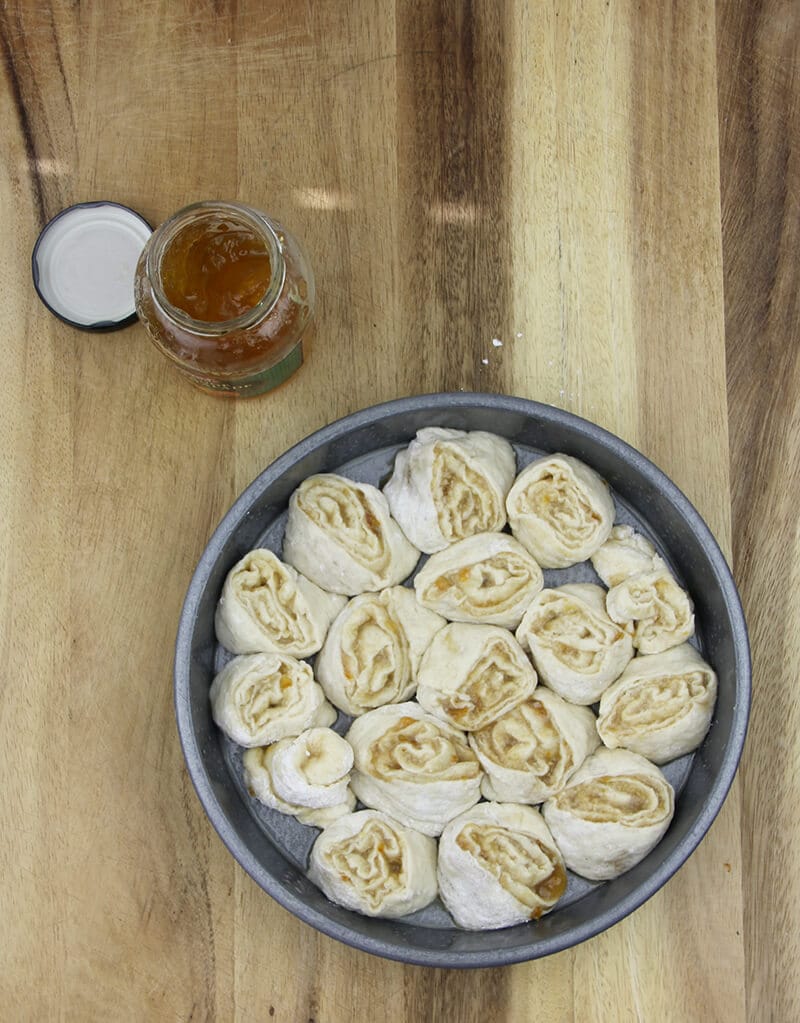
[134,201,314,396]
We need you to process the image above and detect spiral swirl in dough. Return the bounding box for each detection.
[416,623,538,731]
[210,653,334,747]
[414,532,544,629]
[506,453,615,568]
[243,744,355,828]
[214,548,346,658]
[315,587,445,716]
[309,810,438,918]
[282,474,420,596]
[470,688,600,804]
[590,524,659,587]
[347,702,482,836]
[597,643,717,764]
[543,748,675,880]
[437,802,567,929]
[516,584,633,705]
[605,559,695,654]
[383,428,516,554]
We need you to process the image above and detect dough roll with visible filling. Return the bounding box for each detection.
[470,688,600,804]
[416,622,538,731]
[438,802,567,929]
[516,584,633,705]
[543,747,674,880]
[346,702,482,836]
[506,453,615,568]
[414,532,543,629]
[315,586,445,716]
[215,548,346,657]
[383,428,516,554]
[210,652,335,747]
[309,810,438,918]
[597,643,717,764]
[283,474,420,595]
[605,559,695,654]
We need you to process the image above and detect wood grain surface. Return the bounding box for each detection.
[717,2,800,1021]
[0,1,796,1020]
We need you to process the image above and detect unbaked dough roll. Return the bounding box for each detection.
[437,802,567,929]
[605,559,695,654]
[414,532,544,628]
[282,474,420,595]
[309,810,438,918]
[542,747,674,880]
[215,548,346,657]
[470,688,600,804]
[315,586,445,716]
[516,584,633,705]
[505,453,615,568]
[383,428,516,554]
[590,524,658,587]
[243,744,355,828]
[210,653,334,747]
[597,643,717,764]
[268,727,354,808]
[346,702,482,836]
[416,623,538,731]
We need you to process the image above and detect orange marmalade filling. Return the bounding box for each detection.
[161,216,271,322]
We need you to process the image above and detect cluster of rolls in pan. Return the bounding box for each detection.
[209,428,717,930]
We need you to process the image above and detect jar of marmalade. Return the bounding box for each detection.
[134,201,314,396]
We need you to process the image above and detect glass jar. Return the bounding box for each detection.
[134,201,314,396]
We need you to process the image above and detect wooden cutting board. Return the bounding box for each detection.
[2,1,797,1019]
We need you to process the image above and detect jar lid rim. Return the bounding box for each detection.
[31,201,153,332]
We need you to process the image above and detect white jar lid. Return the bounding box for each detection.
[32,201,152,331]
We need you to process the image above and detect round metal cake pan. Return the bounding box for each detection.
[174,393,750,968]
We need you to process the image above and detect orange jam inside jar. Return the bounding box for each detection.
[134,201,314,396]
